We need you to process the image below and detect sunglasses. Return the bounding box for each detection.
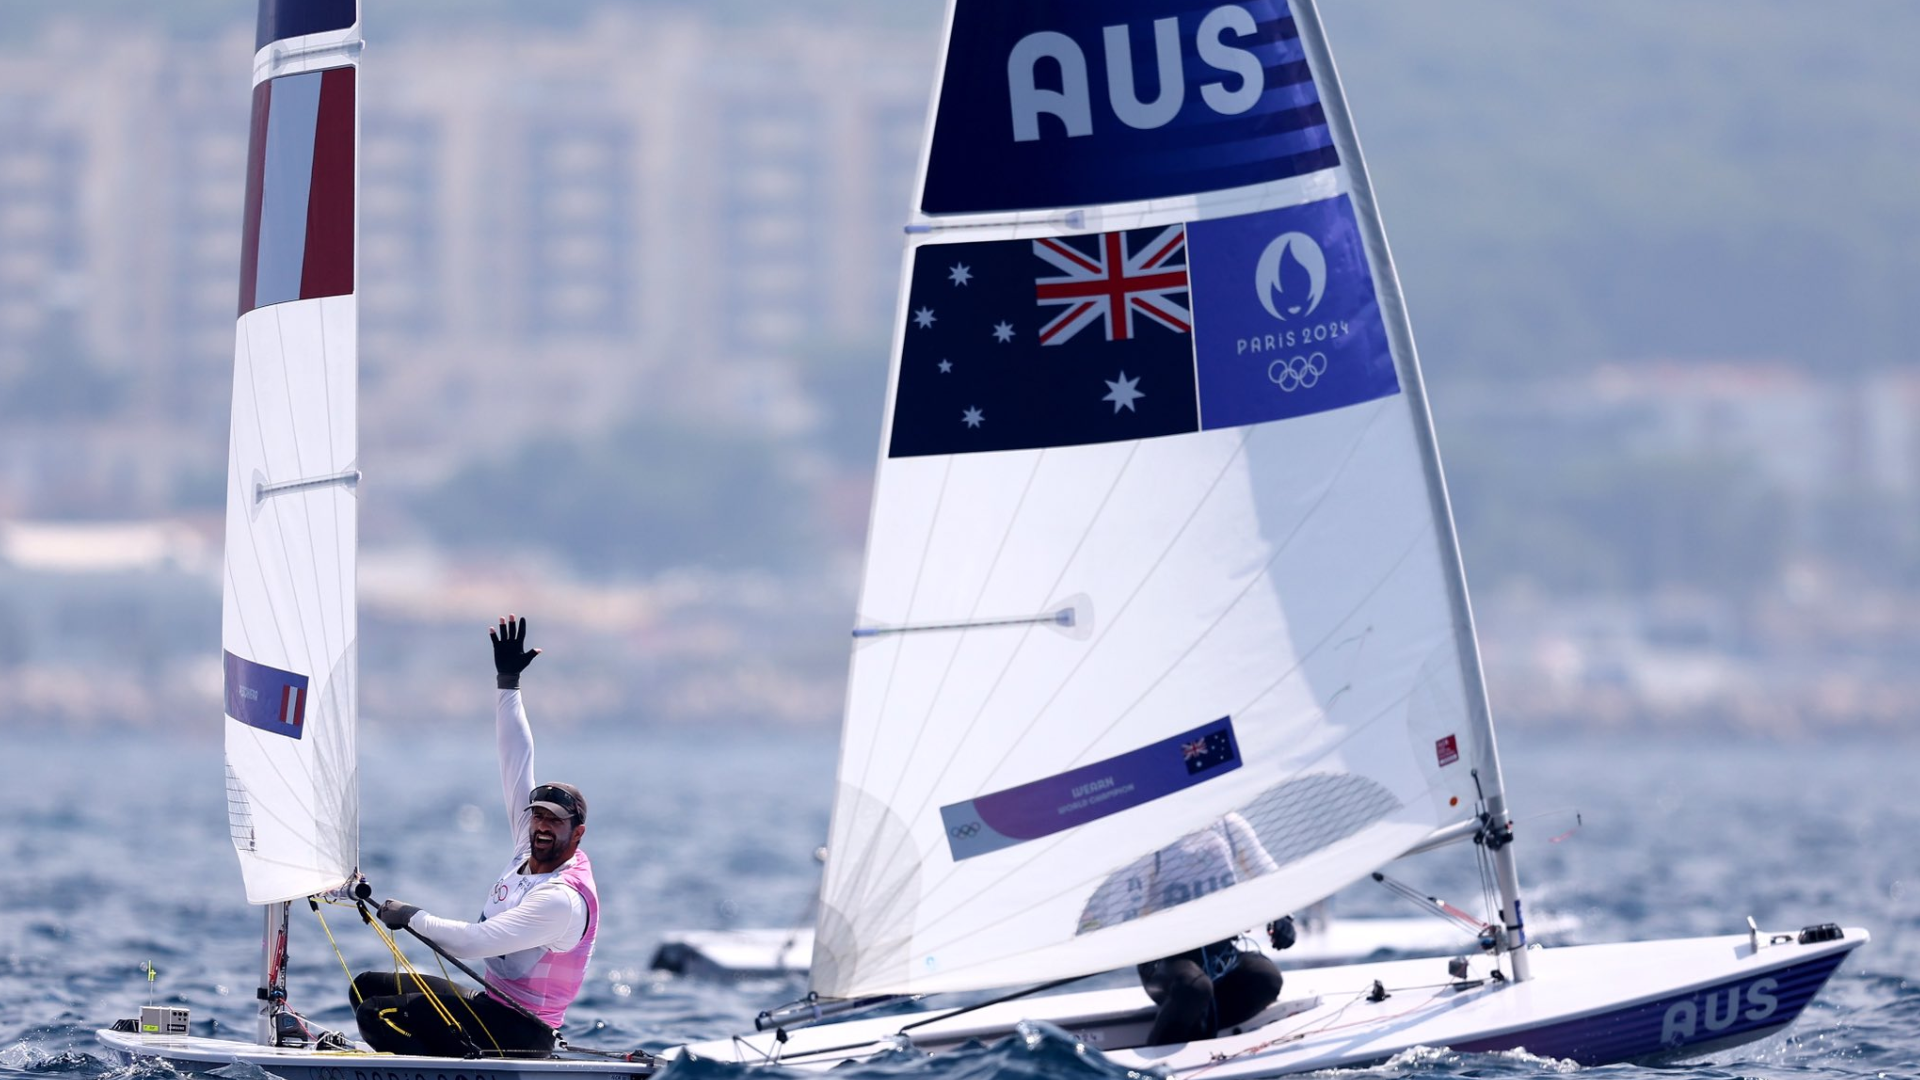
[530,785,582,816]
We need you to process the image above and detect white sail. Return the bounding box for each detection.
[222,11,363,906]
[813,0,1497,998]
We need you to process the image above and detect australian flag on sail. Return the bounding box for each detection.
[890,224,1201,457]
[239,66,355,315]
[224,650,310,740]
[890,194,1400,458]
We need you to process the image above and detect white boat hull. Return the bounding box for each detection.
[650,928,813,978]
[669,928,1866,1075]
[94,1028,655,1080]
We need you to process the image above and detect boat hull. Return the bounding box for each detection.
[94,1029,654,1080]
[669,928,1866,1075]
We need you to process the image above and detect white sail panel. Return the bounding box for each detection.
[813,0,1492,998]
[224,297,359,905]
[222,26,360,905]
[816,393,1480,996]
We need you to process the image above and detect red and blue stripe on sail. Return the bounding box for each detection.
[238,66,355,315]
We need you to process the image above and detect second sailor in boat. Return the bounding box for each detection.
[350,614,601,1058]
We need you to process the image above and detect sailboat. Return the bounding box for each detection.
[93,4,649,1077]
[668,0,1865,1072]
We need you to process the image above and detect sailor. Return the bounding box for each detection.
[348,615,600,1058]
[1133,813,1291,1045]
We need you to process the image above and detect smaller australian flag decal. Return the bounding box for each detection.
[1181,727,1237,775]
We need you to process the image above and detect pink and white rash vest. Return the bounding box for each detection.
[483,686,598,1029]
[478,848,599,1029]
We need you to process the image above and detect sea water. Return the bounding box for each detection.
[2,724,1914,1080]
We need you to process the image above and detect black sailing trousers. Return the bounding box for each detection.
[349,971,554,1058]
[1137,945,1283,1046]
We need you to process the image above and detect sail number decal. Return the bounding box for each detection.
[924,1,1334,213]
[1450,950,1849,1063]
[939,717,1240,861]
[224,651,311,740]
[890,195,1397,457]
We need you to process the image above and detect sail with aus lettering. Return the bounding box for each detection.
[676,0,1868,1072]
[812,0,1495,1001]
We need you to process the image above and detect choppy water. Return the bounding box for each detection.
[3,725,1915,1080]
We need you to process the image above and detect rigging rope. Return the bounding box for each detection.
[309,893,502,1054]
[305,891,655,1066]
[1467,768,1509,977]
[1179,976,1494,1078]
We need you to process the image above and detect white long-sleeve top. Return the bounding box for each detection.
[409,689,587,976]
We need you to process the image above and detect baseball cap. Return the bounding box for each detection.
[528,782,586,824]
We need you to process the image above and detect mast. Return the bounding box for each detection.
[229,0,366,1042]
[1289,0,1530,981]
[256,903,290,1046]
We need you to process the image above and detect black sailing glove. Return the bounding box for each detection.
[1268,914,1297,951]
[377,899,421,930]
[491,614,542,690]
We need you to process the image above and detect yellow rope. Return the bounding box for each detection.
[310,895,503,1054]
[432,946,505,1056]
[368,915,461,1029]
[311,903,361,1003]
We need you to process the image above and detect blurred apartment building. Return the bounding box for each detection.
[0,11,929,727]
[4,13,1916,730]
[0,11,930,515]
[1462,363,1920,505]
[1458,363,1920,734]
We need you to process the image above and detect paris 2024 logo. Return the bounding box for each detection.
[1248,230,1351,392]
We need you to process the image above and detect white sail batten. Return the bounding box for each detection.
[222,9,362,906]
[813,0,1496,998]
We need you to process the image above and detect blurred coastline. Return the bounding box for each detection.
[3,2,1917,734]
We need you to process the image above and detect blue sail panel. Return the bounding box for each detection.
[256,0,357,51]
[922,0,1334,214]
[1188,195,1399,429]
[224,651,311,740]
[940,719,1240,861]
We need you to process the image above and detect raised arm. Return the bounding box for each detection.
[491,614,542,850]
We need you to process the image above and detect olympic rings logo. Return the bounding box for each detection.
[1267,352,1328,392]
[950,822,981,839]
